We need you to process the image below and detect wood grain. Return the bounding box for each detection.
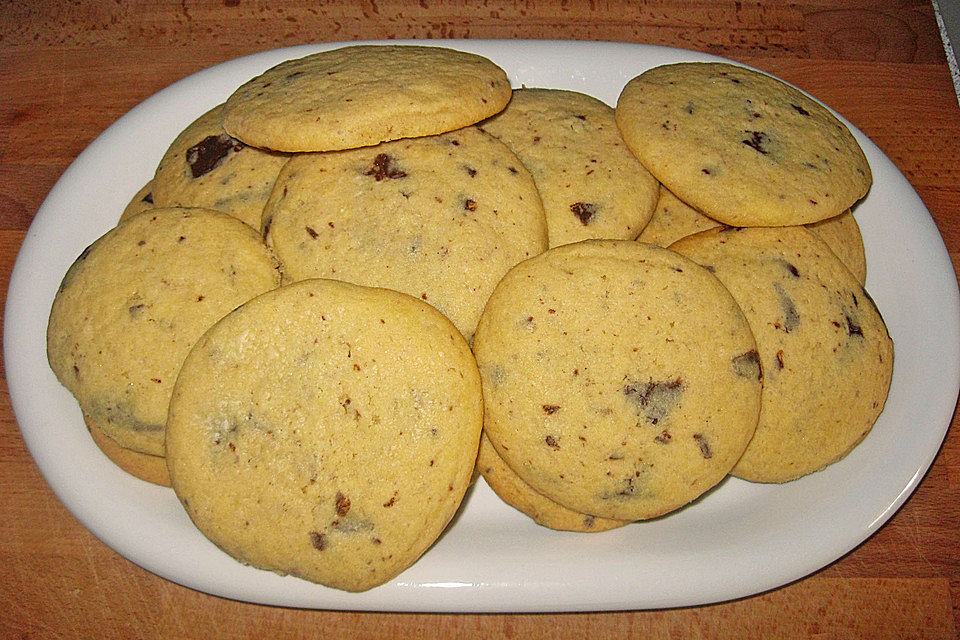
[1,1,958,638]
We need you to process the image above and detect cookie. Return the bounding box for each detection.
[222,45,512,152]
[151,104,290,229]
[120,181,156,222]
[87,422,171,487]
[808,211,867,284]
[478,431,629,532]
[473,240,761,521]
[165,279,483,592]
[669,226,893,483]
[616,62,872,226]
[47,207,282,455]
[481,88,659,247]
[639,187,867,284]
[262,125,548,340]
[636,185,719,248]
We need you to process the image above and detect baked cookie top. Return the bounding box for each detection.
[152,104,289,229]
[222,45,512,152]
[120,181,156,222]
[472,240,761,521]
[481,88,659,247]
[165,279,483,592]
[46,208,281,456]
[263,125,548,341]
[670,226,893,483]
[636,185,719,248]
[639,187,867,284]
[615,62,872,226]
[478,431,629,533]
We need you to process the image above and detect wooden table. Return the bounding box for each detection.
[2,1,958,638]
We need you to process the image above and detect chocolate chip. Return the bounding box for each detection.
[776,349,785,369]
[741,131,770,155]
[778,259,800,278]
[693,433,712,458]
[305,226,318,239]
[464,199,477,211]
[542,404,560,415]
[309,531,327,551]
[732,350,762,379]
[846,315,864,337]
[545,435,560,450]
[186,134,244,178]
[773,283,799,332]
[141,191,154,204]
[463,165,477,177]
[335,491,351,517]
[623,378,684,425]
[364,153,407,181]
[791,103,811,116]
[654,430,672,444]
[570,202,597,225]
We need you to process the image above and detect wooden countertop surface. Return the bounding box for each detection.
[2,1,958,638]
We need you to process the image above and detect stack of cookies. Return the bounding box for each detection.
[46,45,893,592]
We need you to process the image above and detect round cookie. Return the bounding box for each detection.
[262,125,548,341]
[636,185,719,248]
[47,208,282,455]
[473,240,762,521]
[616,62,872,226]
[808,211,867,284]
[120,181,156,222]
[669,226,893,483]
[152,104,290,229]
[222,45,512,152]
[87,423,171,487]
[481,88,659,248]
[478,431,629,532]
[639,187,867,284]
[165,279,483,592]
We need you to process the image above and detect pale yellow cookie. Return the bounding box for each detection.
[152,104,290,229]
[636,185,718,247]
[222,45,512,152]
[166,279,483,592]
[47,208,282,455]
[87,423,171,487]
[481,88,659,247]
[639,187,867,284]
[670,226,893,482]
[478,431,630,532]
[262,125,548,340]
[616,62,871,226]
[473,240,761,521]
[120,181,156,222]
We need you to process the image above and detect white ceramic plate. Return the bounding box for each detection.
[5,40,959,612]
